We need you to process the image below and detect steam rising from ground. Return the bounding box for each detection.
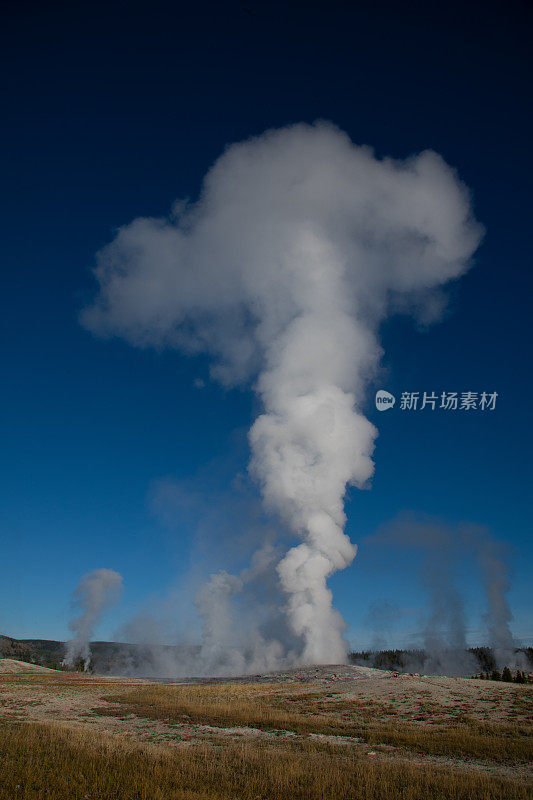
[83,122,482,669]
[64,569,123,670]
[365,516,521,674]
[465,525,521,669]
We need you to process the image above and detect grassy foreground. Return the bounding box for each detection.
[0,719,531,800]
[108,682,533,763]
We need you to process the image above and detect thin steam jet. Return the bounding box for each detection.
[366,600,401,652]
[63,569,123,670]
[365,515,520,674]
[462,525,521,668]
[83,122,482,667]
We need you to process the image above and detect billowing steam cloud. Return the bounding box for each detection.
[82,122,482,666]
[194,556,290,676]
[64,569,123,670]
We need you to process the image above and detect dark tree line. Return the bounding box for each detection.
[349,646,532,682]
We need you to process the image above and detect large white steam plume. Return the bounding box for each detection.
[82,122,482,665]
[64,569,123,670]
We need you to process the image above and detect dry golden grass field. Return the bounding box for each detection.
[0,659,531,799]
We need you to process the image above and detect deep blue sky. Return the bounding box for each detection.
[1,0,531,648]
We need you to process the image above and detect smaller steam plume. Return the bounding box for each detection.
[192,539,300,676]
[63,569,123,670]
[195,571,244,672]
[364,515,521,675]
[182,541,295,676]
[462,525,522,669]
[366,600,402,651]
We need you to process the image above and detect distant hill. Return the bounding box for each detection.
[0,634,199,674]
[0,635,65,669]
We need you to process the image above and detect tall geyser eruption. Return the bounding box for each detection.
[64,569,123,670]
[82,122,482,665]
